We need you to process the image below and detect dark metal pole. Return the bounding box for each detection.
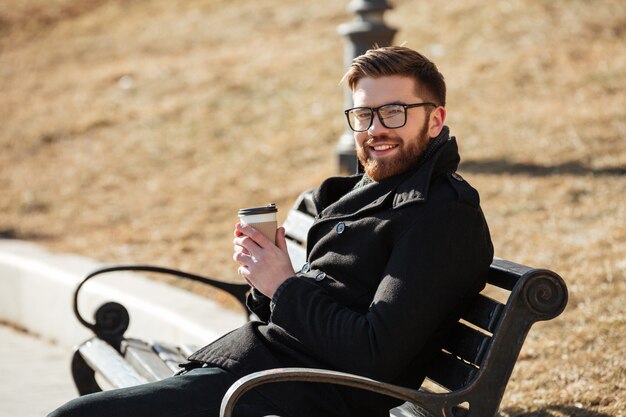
[336,0,397,174]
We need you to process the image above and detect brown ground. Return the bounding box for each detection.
[1,0,625,415]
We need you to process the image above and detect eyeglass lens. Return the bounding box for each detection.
[347,104,406,132]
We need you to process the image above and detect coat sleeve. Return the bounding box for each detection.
[246,287,272,322]
[268,202,493,382]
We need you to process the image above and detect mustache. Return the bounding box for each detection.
[364,135,400,147]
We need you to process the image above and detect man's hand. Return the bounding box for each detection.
[233,223,295,298]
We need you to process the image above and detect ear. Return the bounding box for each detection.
[428,106,446,138]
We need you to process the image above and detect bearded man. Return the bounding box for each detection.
[49,46,493,417]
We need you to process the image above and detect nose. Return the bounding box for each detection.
[368,112,389,135]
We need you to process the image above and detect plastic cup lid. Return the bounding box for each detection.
[238,203,277,216]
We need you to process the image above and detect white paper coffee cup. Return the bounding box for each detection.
[238,204,278,243]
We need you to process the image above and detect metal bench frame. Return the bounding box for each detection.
[70,191,568,417]
[219,258,568,417]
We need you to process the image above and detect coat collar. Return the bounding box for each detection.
[313,127,460,219]
[393,129,460,208]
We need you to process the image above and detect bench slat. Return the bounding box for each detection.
[122,339,176,382]
[78,338,148,388]
[461,294,504,334]
[283,209,314,244]
[286,239,307,271]
[441,323,491,366]
[151,341,188,372]
[486,267,519,291]
[425,350,478,392]
[290,188,317,217]
[178,344,201,358]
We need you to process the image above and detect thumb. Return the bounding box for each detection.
[275,227,289,252]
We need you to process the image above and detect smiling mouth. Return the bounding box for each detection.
[371,144,398,151]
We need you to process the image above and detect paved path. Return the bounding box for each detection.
[0,324,77,417]
[0,240,246,417]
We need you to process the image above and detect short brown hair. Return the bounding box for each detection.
[344,46,446,107]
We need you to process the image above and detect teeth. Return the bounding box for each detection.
[373,144,396,151]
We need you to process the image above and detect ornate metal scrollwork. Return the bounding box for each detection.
[522,272,568,319]
[93,301,130,340]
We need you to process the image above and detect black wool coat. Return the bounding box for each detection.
[189,129,494,417]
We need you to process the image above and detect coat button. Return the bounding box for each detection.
[451,172,464,182]
[336,222,346,234]
[314,272,326,281]
[301,263,311,273]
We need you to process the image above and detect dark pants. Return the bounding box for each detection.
[47,366,280,417]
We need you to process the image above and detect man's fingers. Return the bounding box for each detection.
[238,266,250,280]
[236,223,271,247]
[233,250,256,265]
[234,248,264,268]
[234,235,260,253]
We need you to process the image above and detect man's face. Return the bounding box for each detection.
[352,76,434,181]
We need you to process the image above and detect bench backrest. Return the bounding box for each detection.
[282,190,568,416]
[283,189,315,271]
[421,258,567,416]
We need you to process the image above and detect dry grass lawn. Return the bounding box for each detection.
[1,0,625,415]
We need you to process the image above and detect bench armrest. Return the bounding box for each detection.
[73,264,250,342]
[219,367,467,417]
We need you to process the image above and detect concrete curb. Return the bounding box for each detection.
[0,239,247,349]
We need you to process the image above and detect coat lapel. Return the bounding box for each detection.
[393,136,460,209]
[317,175,403,219]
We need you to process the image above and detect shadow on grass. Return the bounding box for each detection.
[500,404,612,417]
[460,159,626,177]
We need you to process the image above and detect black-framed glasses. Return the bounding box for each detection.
[344,102,436,132]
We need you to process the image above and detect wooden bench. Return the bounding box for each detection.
[70,190,568,417]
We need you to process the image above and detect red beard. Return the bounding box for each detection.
[357,119,431,181]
